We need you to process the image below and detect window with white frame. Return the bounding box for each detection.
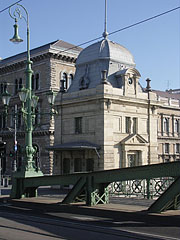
[125,117,131,133]
[175,119,179,134]
[62,72,68,90]
[163,118,169,133]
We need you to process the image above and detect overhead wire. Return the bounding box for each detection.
[0,0,23,14]
[57,6,180,55]
[0,3,179,58]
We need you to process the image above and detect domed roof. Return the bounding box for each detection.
[76,39,135,67]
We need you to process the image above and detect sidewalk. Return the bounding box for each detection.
[1,186,180,217]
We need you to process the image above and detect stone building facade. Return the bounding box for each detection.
[154,89,180,162]
[1,37,179,177]
[50,38,166,175]
[0,40,82,176]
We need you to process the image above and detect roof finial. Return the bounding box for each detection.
[102,0,108,39]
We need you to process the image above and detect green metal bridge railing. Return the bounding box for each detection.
[10,161,180,213]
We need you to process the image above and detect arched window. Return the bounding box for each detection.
[163,118,169,133]
[31,73,40,90]
[69,74,74,87]
[62,72,68,90]
[175,119,179,133]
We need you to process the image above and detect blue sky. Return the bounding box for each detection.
[0,0,180,91]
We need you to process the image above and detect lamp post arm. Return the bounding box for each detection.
[9,4,30,62]
[16,4,30,63]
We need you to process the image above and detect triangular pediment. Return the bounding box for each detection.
[120,134,148,145]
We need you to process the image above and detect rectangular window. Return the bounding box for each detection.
[125,117,131,133]
[165,143,169,154]
[164,118,169,133]
[75,117,82,134]
[175,119,179,133]
[176,143,180,153]
[133,117,137,134]
[86,158,94,172]
[63,158,70,174]
[128,154,136,167]
[74,158,82,172]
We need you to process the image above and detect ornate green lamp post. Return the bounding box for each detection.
[1,3,58,198]
[8,4,44,198]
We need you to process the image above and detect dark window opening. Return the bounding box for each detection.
[86,158,94,172]
[165,143,169,154]
[74,158,82,172]
[75,117,82,134]
[63,158,70,174]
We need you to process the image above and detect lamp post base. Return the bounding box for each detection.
[10,169,43,199]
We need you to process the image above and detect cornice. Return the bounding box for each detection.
[0,129,54,139]
[0,52,77,75]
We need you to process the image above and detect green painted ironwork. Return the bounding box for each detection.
[62,177,86,204]
[109,177,174,199]
[91,187,109,206]
[148,176,180,212]
[9,3,43,200]
[10,161,180,212]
